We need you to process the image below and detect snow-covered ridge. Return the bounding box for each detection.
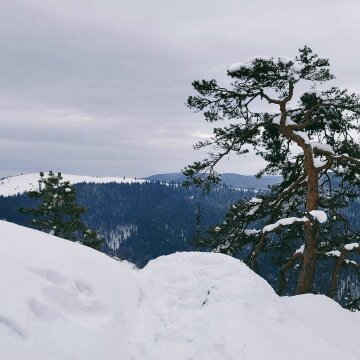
[0,221,359,360]
[0,173,146,197]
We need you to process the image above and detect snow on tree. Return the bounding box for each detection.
[20,171,102,250]
[183,46,360,296]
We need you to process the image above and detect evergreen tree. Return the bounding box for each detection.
[184,46,360,296]
[20,171,102,250]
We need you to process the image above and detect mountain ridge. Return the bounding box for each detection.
[0,173,146,197]
[0,172,281,197]
[145,172,281,190]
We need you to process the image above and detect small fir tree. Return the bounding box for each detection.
[20,171,102,250]
[184,46,360,296]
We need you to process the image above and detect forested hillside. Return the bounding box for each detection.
[0,182,251,266]
[1,180,359,304]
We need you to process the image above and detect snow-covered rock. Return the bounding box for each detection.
[0,221,359,360]
[0,173,146,197]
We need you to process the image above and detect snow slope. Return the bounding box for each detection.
[0,173,146,197]
[0,221,359,360]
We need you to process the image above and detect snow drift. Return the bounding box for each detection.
[0,221,359,360]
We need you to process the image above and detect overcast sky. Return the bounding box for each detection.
[1,0,360,178]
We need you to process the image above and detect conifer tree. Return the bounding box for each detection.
[184,46,360,295]
[20,171,102,250]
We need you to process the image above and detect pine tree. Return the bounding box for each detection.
[184,46,360,295]
[20,171,102,250]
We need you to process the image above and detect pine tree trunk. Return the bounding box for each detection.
[328,249,348,298]
[296,221,319,294]
[296,157,319,294]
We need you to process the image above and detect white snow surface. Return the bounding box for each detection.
[244,228,261,236]
[245,197,263,216]
[293,130,310,144]
[263,216,308,233]
[227,62,244,72]
[311,141,335,154]
[1,221,359,360]
[228,56,272,72]
[249,197,263,203]
[245,204,260,216]
[313,158,328,168]
[272,115,296,126]
[326,250,341,257]
[344,243,359,251]
[309,210,328,223]
[294,244,305,255]
[0,173,146,197]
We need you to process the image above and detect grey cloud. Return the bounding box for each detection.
[1,0,360,178]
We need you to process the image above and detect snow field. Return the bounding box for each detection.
[0,221,139,360]
[0,221,359,360]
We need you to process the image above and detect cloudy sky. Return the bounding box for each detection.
[1,0,360,178]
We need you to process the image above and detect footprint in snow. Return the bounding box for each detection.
[27,268,107,320]
[0,315,28,340]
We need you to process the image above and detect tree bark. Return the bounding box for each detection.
[296,153,319,294]
[249,233,266,270]
[278,98,320,295]
[328,249,348,299]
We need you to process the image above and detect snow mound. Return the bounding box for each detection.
[0,173,146,196]
[0,221,359,360]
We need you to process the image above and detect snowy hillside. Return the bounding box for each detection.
[0,173,146,196]
[0,221,359,360]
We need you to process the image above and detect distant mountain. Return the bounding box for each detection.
[0,173,146,197]
[145,172,187,183]
[0,172,280,196]
[145,172,281,190]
